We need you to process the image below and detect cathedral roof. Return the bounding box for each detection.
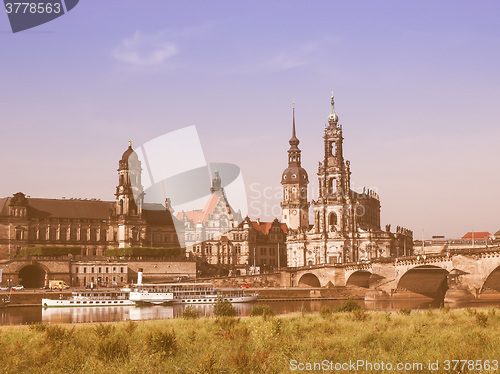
[177,192,233,225]
[0,197,177,226]
[0,197,115,220]
[251,221,288,235]
[142,203,176,225]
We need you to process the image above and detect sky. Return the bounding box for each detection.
[1,0,500,239]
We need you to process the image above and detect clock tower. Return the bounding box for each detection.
[281,103,309,231]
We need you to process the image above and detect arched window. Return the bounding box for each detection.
[329,212,337,226]
[81,228,87,241]
[60,228,67,241]
[49,228,57,241]
[70,228,77,241]
[328,179,336,194]
[100,229,107,242]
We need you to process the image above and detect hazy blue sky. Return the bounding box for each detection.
[1,1,500,238]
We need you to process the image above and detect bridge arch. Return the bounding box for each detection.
[298,273,321,288]
[396,265,449,299]
[346,270,371,288]
[481,265,500,293]
[18,264,47,288]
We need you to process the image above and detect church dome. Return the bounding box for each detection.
[121,141,139,163]
[282,166,309,184]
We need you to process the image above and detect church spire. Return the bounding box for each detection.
[328,92,339,125]
[289,101,300,148]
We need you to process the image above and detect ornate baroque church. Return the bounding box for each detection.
[283,95,413,267]
[0,142,179,260]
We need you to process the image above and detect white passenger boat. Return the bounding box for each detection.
[130,282,257,305]
[42,290,134,308]
[129,284,174,305]
[172,283,257,304]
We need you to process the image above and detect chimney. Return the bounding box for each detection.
[137,268,143,285]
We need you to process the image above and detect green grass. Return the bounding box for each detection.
[0,308,499,373]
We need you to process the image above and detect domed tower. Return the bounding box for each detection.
[281,103,310,231]
[116,141,144,217]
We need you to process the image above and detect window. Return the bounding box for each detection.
[100,229,107,242]
[83,267,87,273]
[90,228,97,242]
[15,229,23,240]
[81,228,87,241]
[120,267,124,273]
[75,267,78,273]
[91,268,94,273]
[106,267,109,273]
[70,228,77,241]
[98,267,101,273]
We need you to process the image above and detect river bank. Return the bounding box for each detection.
[0,286,368,307]
[0,307,499,373]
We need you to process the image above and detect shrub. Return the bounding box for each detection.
[213,297,236,317]
[45,324,73,342]
[182,305,201,319]
[146,330,177,356]
[229,350,249,374]
[94,323,115,338]
[124,320,137,334]
[335,298,361,312]
[466,307,476,317]
[19,246,81,257]
[104,247,181,258]
[476,312,488,327]
[29,322,48,332]
[97,335,129,361]
[271,318,283,336]
[250,304,275,318]
[300,302,307,317]
[320,306,332,319]
[398,308,411,316]
[385,312,392,322]
[353,309,368,321]
[198,351,218,374]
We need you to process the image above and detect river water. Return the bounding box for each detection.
[2,298,500,326]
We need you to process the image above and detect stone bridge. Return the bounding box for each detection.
[285,246,500,300]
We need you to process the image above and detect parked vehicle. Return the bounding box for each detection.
[0,286,9,291]
[49,280,70,290]
[12,285,24,291]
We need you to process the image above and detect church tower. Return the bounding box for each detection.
[281,103,309,231]
[314,94,354,234]
[116,141,145,247]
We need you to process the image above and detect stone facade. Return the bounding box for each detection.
[177,174,287,275]
[0,142,179,260]
[284,95,413,267]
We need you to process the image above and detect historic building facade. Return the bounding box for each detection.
[177,172,287,275]
[284,95,413,267]
[0,142,180,261]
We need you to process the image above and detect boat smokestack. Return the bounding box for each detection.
[137,268,143,285]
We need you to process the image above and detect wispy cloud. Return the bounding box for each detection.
[260,42,322,71]
[111,31,179,66]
